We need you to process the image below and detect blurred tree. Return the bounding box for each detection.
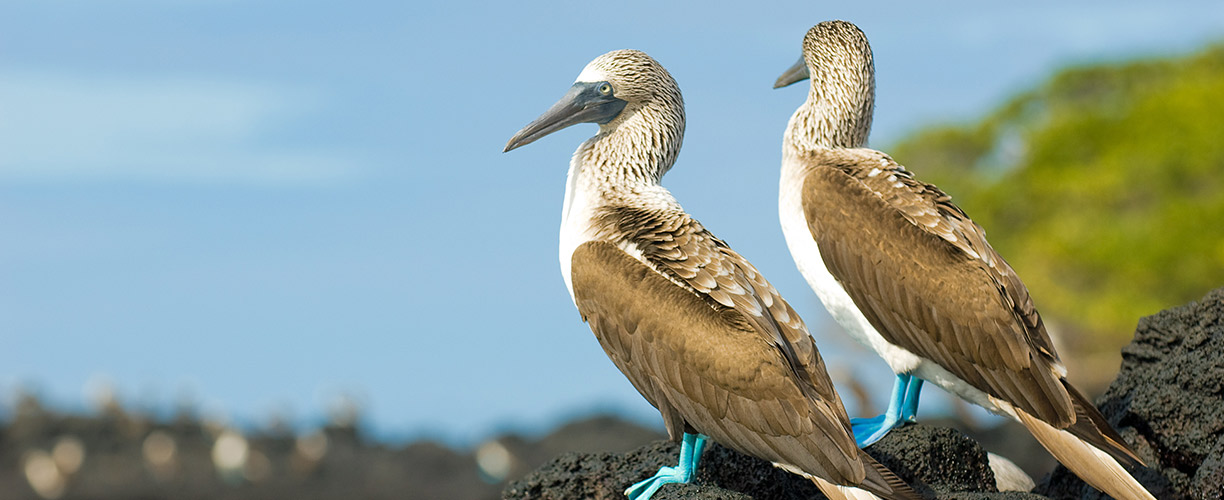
[890,43,1224,357]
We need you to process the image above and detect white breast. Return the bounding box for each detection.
[559,145,598,303]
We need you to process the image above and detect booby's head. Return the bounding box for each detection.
[504,49,685,166]
[774,21,875,148]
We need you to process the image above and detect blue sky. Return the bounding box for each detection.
[4,1,1224,445]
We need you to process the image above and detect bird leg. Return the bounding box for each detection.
[624,432,707,500]
[900,374,923,422]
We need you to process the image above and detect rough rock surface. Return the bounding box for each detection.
[1035,287,1224,499]
[506,287,1224,499]
[503,423,1048,499]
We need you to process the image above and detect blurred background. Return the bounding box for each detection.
[4,0,1224,498]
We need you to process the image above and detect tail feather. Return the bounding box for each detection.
[985,452,1035,492]
[858,451,923,500]
[1015,407,1155,500]
[774,455,923,500]
[1061,381,1144,466]
[809,476,883,500]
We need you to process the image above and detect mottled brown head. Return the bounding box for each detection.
[575,49,683,125]
[776,20,875,149]
[505,49,686,181]
[800,21,874,83]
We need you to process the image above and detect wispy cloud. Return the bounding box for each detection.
[0,71,359,185]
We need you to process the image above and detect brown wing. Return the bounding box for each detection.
[571,240,866,485]
[591,206,840,409]
[587,201,933,497]
[800,148,1074,427]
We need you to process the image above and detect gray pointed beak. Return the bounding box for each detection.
[773,56,810,89]
[504,82,628,152]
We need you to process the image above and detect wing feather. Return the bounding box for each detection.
[570,240,865,483]
[800,147,1074,426]
[573,207,922,498]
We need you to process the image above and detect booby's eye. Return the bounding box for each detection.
[597,83,612,95]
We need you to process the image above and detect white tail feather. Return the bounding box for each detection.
[772,462,881,500]
[1014,408,1155,500]
[986,452,1035,492]
[809,476,882,500]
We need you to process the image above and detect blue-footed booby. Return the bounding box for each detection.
[505,49,921,500]
[774,21,1155,500]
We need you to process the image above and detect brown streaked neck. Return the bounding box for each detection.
[785,62,875,151]
[581,96,686,196]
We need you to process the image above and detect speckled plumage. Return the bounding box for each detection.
[798,147,1073,425]
[778,21,1154,500]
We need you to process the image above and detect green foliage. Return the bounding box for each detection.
[890,44,1224,350]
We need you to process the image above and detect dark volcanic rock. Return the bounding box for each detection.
[1037,287,1224,499]
[505,423,1049,499]
[946,419,1056,480]
[1193,436,1224,499]
[863,424,997,496]
[502,441,683,500]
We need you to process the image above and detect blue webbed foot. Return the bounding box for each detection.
[624,465,690,500]
[850,413,898,446]
[850,373,924,447]
[624,433,707,500]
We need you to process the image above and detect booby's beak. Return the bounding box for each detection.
[504,82,628,152]
[773,56,810,89]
